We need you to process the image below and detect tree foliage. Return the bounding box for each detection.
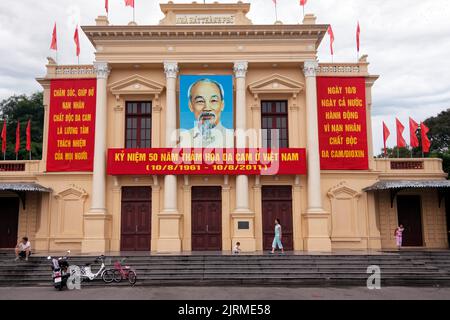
[0,92,44,160]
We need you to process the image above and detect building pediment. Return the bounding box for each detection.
[109,75,165,97]
[248,74,304,95]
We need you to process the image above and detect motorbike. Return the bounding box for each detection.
[47,250,71,291]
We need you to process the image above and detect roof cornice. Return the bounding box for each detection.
[82,24,328,46]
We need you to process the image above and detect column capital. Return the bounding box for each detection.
[233,61,248,78]
[93,61,110,79]
[164,61,179,79]
[303,60,319,78]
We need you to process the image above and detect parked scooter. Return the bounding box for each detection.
[47,250,71,291]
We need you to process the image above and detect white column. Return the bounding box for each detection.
[90,61,110,213]
[163,61,179,213]
[303,60,324,213]
[233,61,250,213]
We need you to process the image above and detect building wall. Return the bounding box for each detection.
[378,189,448,249]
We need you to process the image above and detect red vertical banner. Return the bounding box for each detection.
[317,77,369,170]
[47,79,97,172]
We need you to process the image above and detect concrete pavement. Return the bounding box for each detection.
[1,286,450,300]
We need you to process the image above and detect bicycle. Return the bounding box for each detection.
[70,255,115,284]
[111,259,137,286]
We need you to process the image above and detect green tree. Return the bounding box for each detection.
[376,146,413,158]
[423,109,450,154]
[0,92,44,160]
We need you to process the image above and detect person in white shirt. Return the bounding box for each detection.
[15,237,31,261]
[233,242,242,255]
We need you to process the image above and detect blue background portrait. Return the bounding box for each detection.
[179,75,234,130]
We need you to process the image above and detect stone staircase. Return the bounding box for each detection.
[1,251,450,287]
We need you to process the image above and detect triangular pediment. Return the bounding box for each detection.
[109,74,165,96]
[248,74,304,95]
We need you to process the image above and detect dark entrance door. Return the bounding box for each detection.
[121,187,152,251]
[0,198,19,248]
[397,195,423,247]
[192,186,222,251]
[262,186,294,251]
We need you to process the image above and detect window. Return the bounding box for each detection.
[261,101,288,148]
[125,101,152,148]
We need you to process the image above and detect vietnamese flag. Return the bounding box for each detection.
[1,120,6,154]
[327,25,335,56]
[383,121,390,157]
[74,26,80,57]
[105,0,109,13]
[125,0,135,7]
[396,118,406,148]
[409,117,419,148]
[50,23,57,51]
[421,123,431,153]
[15,121,20,154]
[356,21,361,53]
[300,0,308,5]
[26,120,31,152]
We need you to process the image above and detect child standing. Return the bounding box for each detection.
[395,224,405,249]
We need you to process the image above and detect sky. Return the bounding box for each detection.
[0,0,449,154]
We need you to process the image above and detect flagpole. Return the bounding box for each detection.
[275,4,278,22]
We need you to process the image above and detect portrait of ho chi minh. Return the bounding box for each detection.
[179,76,234,148]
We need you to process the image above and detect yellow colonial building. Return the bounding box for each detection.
[0,2,449,254]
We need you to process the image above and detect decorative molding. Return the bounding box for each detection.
[303,60,319,78]
[327,181,362,200]
[233,61,248,78]
[318,65,360,74]
[164,61,179,79]
[109,74,165,97]
[327,181,361,241]
[54,185,88,200]
[55,65,96,76]
[93,61,110,79]
[248,73,304,95]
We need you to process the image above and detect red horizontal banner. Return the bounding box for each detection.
[107,148,306,176]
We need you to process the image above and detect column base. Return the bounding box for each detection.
[231,212,256,252]
[157,213,182,253]
[302,212,332,252]
[231,237,256,252]
[81,211,112,254]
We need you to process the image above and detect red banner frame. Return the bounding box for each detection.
[47,79,97,172]
[107,148,307,176]
[316,77,369,170]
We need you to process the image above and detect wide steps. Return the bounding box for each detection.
[0,251,449,287]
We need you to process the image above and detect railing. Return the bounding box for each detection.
[0,163,25,172]
[0,161,40,174]
[375,158,444,174]
[390,161,424,170]
[55,65,95,77]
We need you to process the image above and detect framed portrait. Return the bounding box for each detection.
[179,75,234,148]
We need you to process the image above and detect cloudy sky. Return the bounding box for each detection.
[0,0,449,153]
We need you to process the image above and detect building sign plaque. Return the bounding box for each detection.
[176,14,235,25]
